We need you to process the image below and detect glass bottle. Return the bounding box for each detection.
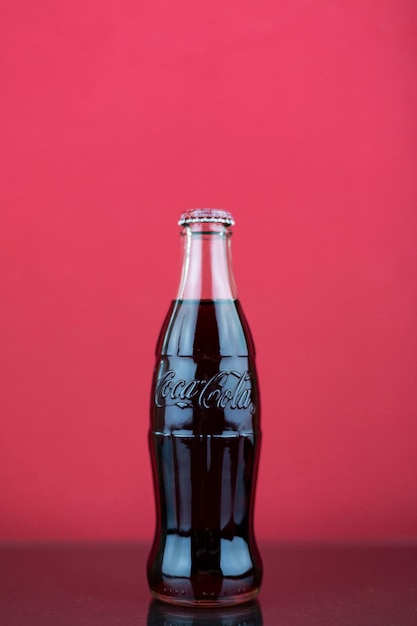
[147,209,262,607]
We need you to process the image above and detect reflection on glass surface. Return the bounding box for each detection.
[147,598,263,625]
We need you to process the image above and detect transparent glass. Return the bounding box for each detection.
[177,222,237,301]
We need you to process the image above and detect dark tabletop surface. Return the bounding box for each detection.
[0,542,416,625]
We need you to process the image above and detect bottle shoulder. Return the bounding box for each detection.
[156,299,256,358]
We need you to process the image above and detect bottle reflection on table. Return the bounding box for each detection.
[147,598,263,626]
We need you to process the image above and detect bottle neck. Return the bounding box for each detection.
[177,222,238,300]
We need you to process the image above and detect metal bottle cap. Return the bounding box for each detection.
[178,208,235,226]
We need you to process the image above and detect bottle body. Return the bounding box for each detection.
[147,212,262,607]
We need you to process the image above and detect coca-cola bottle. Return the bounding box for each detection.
[147,209,262,607]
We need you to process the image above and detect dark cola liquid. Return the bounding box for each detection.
[147,300,262,607]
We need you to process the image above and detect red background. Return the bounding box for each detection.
[1,0,416,541]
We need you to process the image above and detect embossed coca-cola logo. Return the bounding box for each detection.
[155,370,255,412]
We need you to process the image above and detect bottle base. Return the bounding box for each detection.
[150,587,260,608]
